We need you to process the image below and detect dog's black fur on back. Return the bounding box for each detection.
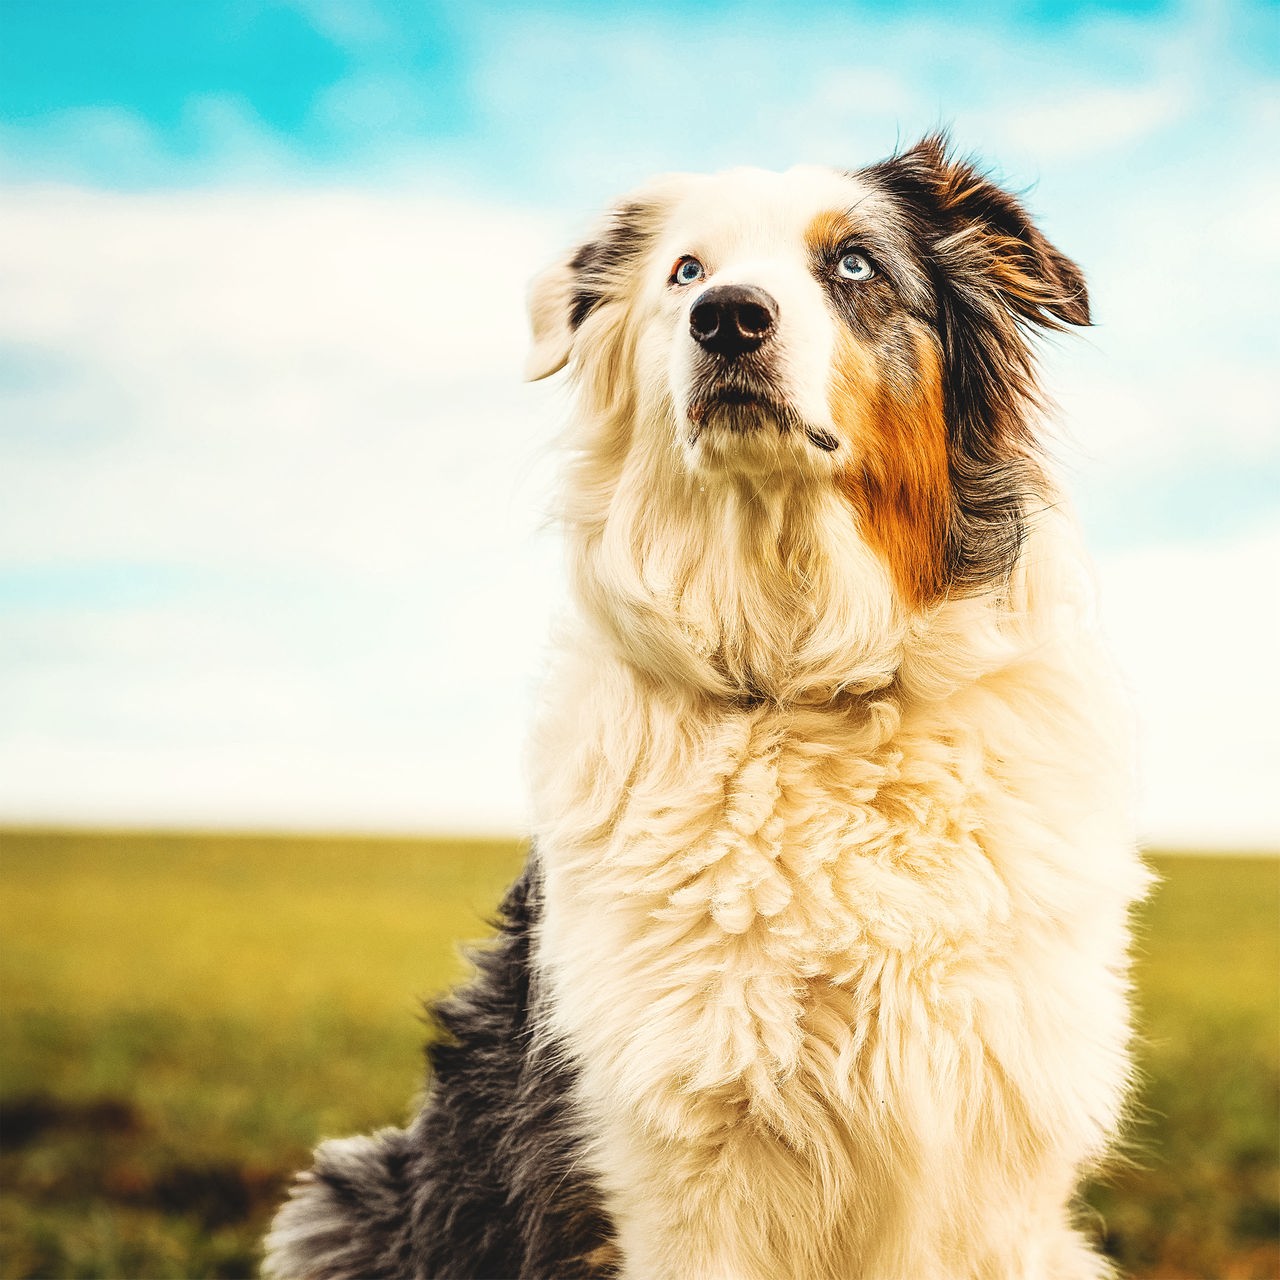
[264,856,615,1280]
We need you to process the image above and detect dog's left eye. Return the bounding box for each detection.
[836,250,875,282]
[672,256,705,286]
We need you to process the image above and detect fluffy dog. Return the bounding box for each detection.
[265,135,1149,1280]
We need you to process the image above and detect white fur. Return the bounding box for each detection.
[527,168,1149,1280]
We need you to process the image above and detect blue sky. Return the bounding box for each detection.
[0,0,1277,842]
[3,0,1276,207]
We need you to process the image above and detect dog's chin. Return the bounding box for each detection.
[689,392,787,435]
[683,393,840,477]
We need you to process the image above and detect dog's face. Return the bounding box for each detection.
[566,164,944,481]
[528,137,1089,699]
[529,136,1089,614]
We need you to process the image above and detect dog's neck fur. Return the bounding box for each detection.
[556,391,1055,712]
[559,403,924,706]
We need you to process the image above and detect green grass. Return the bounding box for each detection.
[0,830,523,1280]
[1,830,1276,1279]
[1086,855,1280,1279]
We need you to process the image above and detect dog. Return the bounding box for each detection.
[264,134,1150,1280]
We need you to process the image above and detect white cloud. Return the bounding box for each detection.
[285,0,396,49]
[1097,520,1280,850]
[1037,159,1280,494]
[0,739,525,835]
[0,185,570,831]
[988,83,1189,161]
[0,185,566,568]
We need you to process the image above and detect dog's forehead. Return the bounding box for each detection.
[659,166,888,255]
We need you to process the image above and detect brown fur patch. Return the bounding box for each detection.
[581,1242,623,1271]
[804,209,857,259]
[831,329,951,607]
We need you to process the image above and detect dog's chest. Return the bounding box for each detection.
[538,703,1017,1131]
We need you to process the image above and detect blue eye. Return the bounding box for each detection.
[672,256,705,285]
[836,250,875,282]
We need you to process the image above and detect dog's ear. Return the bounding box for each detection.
[524,200,662,383]
[886,132,1090,329]
[525,257,579,382]
[524,179,694,382]
[868,134,1089,593]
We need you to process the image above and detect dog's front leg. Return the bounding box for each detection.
[586,1109,845,1280]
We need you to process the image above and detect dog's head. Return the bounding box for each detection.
[528,136,1089,698]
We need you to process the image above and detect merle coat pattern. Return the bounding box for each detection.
[265,858,615,1279]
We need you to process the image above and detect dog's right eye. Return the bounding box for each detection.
[836,249,875,282]
[671,256,705,286]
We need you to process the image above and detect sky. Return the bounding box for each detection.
[0,0,1277,846]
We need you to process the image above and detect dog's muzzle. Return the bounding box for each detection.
[685,284,838,453]
[689,285,778,358]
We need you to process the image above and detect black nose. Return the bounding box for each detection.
[689,284,778,357]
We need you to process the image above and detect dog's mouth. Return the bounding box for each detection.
[687,386,839,453]
[688,386,778,426]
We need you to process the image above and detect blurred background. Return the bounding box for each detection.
[0,1,1276,1277]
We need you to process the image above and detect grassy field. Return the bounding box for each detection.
[1,830,1276,1280]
